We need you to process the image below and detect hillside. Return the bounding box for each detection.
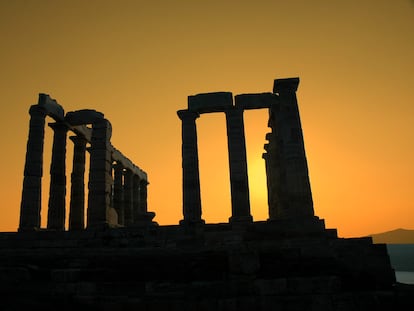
[369,228,414,244]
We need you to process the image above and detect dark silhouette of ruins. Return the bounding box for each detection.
[0,78,412,310]
[19,95,155,231]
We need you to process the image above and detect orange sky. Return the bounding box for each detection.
[0,0,413,237]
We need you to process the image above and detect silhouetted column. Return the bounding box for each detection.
[139,179,148,214]
[87,118,112,228]
[132,174,140,223]
[19,105,47,231]
[47,122,68,230]
[177,110,203,225]
[270,77,314,218]
[263,132,280,220]
[225,108,252,223]
[113,162,125,226]
[123,169,134,226]
[69,135,87,230]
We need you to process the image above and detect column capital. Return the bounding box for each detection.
[177,109,199,121]
[29,104,47,117]
[139,178,149,186]
[69,135,87,145]
[113,161,124,171]
[48,122,68,132]
[273,77,300,93]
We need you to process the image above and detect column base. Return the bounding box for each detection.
[179,219,205,226]
[179,219,205,235]
[18,226,41,232]
[131,212,158,227]
[229,215,253,223]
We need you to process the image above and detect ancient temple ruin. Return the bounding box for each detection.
[177,77,315,226]
[1,77,411,310]
[19,94,155,231]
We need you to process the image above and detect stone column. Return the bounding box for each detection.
[19,105,47,231]
[132,174,141,224]
[177,110,203,225]
[69,135,87,230]
[271,77,314,218]
[225,107,253,223]
[139,179,148,214]
[123,169,134,226]
[113,162,125,226]
[87,118,113,228]
[263,132,281,220]
[47,122,68,230]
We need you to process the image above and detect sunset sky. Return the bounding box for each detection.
[0,0,413,237]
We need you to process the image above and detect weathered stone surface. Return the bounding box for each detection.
[225,108,252,223]
[38,93,65,121]
[188,92,233,113]
[69,135,87,230]
[47,122,68,231]
[65,109,104,125]
[264,77,314,220]
[177,110,203,225]
[19,105,47,231]
[273,77,300,93]
[113,162,125,226]
[124,169,134,226]
[235,93,277,109]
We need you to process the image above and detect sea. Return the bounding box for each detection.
[394,271,414,284]
[386,244,414,284]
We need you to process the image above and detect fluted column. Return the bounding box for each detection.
[132,174,140,224]
[19,105,47,231]
[47,122,68,230]
[69,135,87,230]
[177,110,203,225]
[87,118,112,228]
[225,107,252,223]
[123,169,134,226]
[113,162,125,226]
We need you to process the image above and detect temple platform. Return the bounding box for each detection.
[0,219,411,310]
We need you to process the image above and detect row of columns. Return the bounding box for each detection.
[178,78,314,225]
[113,163,151,227]
[178,106,252,226]
[19,105,150,231]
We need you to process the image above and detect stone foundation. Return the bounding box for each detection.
[0,221,411,310]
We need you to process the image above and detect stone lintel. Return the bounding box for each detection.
[112,148,148,182]
[273,77,300,93]
[234,93,277,110]
[188,92,233,113]
[65,109,104,125]
[71,125,92,141]
[38,93,65,121]
[71,126,146,181]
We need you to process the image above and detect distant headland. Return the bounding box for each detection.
[369,228,414,244]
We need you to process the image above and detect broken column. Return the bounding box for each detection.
[267,77,314,219]
[69,135,87,230]
[87,118,113,228]
[177,109,203,225]
[19,105,47,231]
[47,122,68,230]
[225,107,252,223]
